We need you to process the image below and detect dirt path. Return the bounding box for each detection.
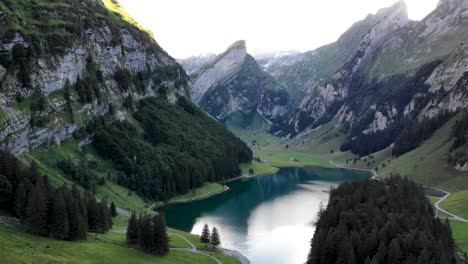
[430,188,468,223]
[168,232,223,264]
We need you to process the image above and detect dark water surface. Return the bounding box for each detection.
[163,167,369,264]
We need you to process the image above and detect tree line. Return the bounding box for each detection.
[392,110,454,156]
[82,97,252,201]
[340,60,450,157]
[126,213,169,256]
[307,175,455,264]
[0,151,113,240]
[448,111,468,167]
[200,223,221,248]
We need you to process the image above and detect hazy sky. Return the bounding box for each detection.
[118,0,439,58]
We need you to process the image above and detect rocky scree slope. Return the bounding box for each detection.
[0,0,190,156]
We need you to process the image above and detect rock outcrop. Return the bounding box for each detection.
[181,41,290,129]
[266,0,468,140]
[0,0,189,155]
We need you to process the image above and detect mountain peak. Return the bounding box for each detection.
[226,40,247,52]
[190,40,248,103]
[376,0,409,21]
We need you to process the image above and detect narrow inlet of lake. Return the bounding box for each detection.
[162,166,370,264]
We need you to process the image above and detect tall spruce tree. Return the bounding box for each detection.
[110,202,117,217]
[64,188,86,240]
[25,184,48,236]
[15,178,31,220]
[200,223,210,246]
[210,227,220,248]
[50,190,70,240]
[139,215,154,253]
[86,197,98,232]
[127,212,139,244]
[153,215,169,256]
[0,174,13,208]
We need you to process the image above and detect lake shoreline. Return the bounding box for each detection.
[162,166,370,264]
[157,159,372,209]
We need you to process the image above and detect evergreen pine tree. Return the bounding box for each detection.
[153,215,169,256]
[94,201,108,233]
[210,227,220,248]
[0,174,13,208]
[25,184,48,236]
[86,197,98,232]
[29,161,40,184]
[127,212,139,244]
[387,239,402,264]
[15,178,31,220]
[110,202,117,217]
[337,238,356,264]
[200,223,210,246]
[50,190,70,240]
[139,215,154,253]
[417,248,430,264]
[99,199,112,231]
[64,189,86,240]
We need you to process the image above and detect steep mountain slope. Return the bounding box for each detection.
[0,0,190,156]
[178,53,216,76]
[272,0,468,155]
[181,41,290,129]
[0,0,252,201]
[259,1,409,108]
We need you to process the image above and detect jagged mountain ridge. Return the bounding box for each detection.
[180,40,290,129]
[265,0,468,140]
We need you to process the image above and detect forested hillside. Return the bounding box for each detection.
[307,176,456,264]
[72,96,252,201]
[0,150,113,240]
[0,0,252,260]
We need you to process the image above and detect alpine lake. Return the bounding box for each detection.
[162,166,370,264]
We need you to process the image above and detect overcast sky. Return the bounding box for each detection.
[118,0,439,58]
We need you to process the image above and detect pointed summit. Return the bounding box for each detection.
[227,40,246,51]
[375,0,409,22]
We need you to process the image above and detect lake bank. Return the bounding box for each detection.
[162,166,370,264]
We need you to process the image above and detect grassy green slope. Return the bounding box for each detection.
[28,140,150,213]
[24,140,242,263]
[379,116,468,192]
[0,224,236,264]
[428,196,468,253]
[440,190,468,220]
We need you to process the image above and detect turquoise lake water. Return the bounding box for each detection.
[163,166,369,264]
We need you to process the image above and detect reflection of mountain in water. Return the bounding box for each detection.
[163,166,368,232]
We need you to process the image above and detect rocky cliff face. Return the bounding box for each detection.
[280,1,410,136]
[181,41,290,129]
[178,53,216,76]
[272,0,468,139]
[0,0,189,155]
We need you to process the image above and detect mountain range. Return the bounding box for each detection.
[181,0,468,169]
